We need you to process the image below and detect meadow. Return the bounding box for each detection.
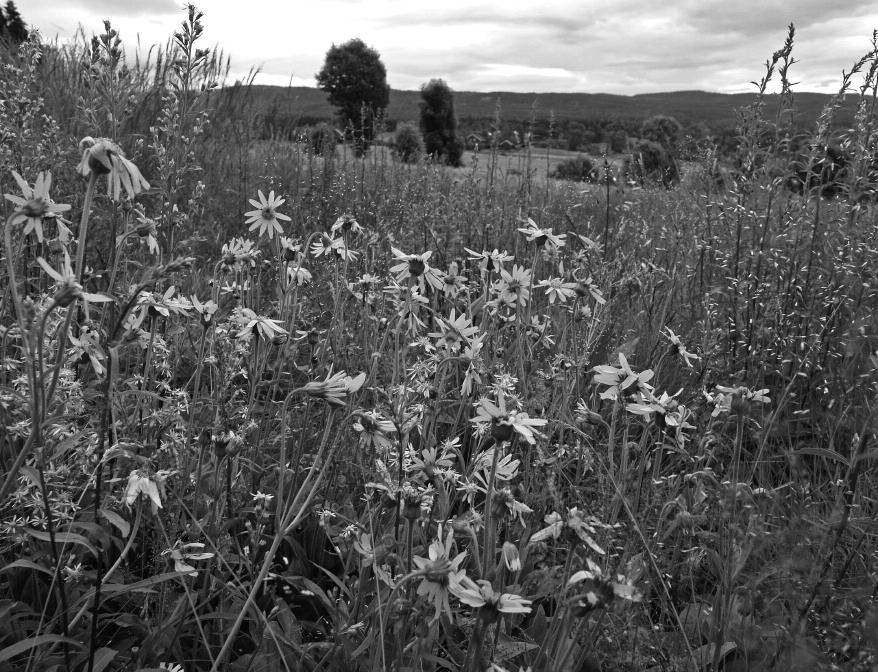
[1,10,877,672]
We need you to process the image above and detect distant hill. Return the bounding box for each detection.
[230,85,857,130]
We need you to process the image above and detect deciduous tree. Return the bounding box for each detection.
[315,38,389,153]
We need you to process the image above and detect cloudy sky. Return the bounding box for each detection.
[25,0,878,94]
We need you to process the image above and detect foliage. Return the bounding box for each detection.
[551,155,597,182]
[1,1,27,44]
[420,78,463,166]
[393,121,422,163]
[315,38,390,152]
[628,138,680,187]
[639,114,682,152]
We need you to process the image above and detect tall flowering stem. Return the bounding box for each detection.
[75,172,98,283]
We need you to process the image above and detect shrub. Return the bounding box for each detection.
[551,155,597,182]
[393,122,422,163]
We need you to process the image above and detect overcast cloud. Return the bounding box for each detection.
[24,0,878,94]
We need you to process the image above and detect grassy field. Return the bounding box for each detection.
[1,13,877,672]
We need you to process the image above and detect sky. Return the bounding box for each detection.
[24,0,878,95]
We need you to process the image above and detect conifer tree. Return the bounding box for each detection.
[4,1,26,43]
[419,79,463,167]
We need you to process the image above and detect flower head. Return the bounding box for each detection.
[412,524,468,621]
[390,247,445,292]
[77,137,150,201]
[539,277,578,304]
[244,189,291,239]
[5,170,71,243]
[330,213,362,236]
[451,577,531,624]
[663,327,700,368]
[592,353,654,402]
[38,250,113,309]
[517,217,566,250]
[464,247,514,278]
[471,392,547,445]
[299,367,366,407]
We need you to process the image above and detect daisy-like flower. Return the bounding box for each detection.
[592,352,654,402]
[517,217,566,250]
[190,295,218,325]
[428,309,480,353]
[709,385,770,417]
[461,332,486,397]
[221,237,261,272]
[471,392,547,445]
[244,189,291,240]
[412,524,469,621]
[67,324,107,376]
[77,136,150,201]
[279,236,302,262]
[452,576,531,624]
[539,277,579,304]
[123,469,164,514]
[529,507,606,555]
[4,170,71,243]
[501,541,521,571]
[127,286,191,329]
[235,307,288,341]
[287,263,312,286]
[310,232,358,262]
[441,261,468,299]
[158,664,184,672]
[161,541,214,577]
[408,443,457,482]
[133,215,160,256]
[626,390,694,433]
[388,282,430,335]
[492,264,532,309]
[573,275,607,305]
[567,556,643,608]
[330,213,362,236]
[349,272,381,304]
[663,327,700,368]
[353,409,396,452]
[464,247,514,278]
[491,487,534,525]
[38,250,113,309]
[298,367,366,407]
[389,247,445,291]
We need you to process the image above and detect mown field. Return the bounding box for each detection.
[1,12,877,672]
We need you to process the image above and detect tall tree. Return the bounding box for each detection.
[639,115,681,152]
[315,38,389,153]
[4,1,26,43]
[419,79,462,166]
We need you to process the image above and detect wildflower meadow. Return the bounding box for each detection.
[1,9,877,672]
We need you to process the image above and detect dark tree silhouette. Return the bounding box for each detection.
[419,79,463,166]
[315,38,389,153]
[4,1,27,43]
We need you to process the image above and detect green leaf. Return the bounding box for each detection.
[100,508,131,538]
[24,529,100,559]
[1,559,53,576]
[92,647,118,672]
[102,571,186,595]
[0,634,85,663]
